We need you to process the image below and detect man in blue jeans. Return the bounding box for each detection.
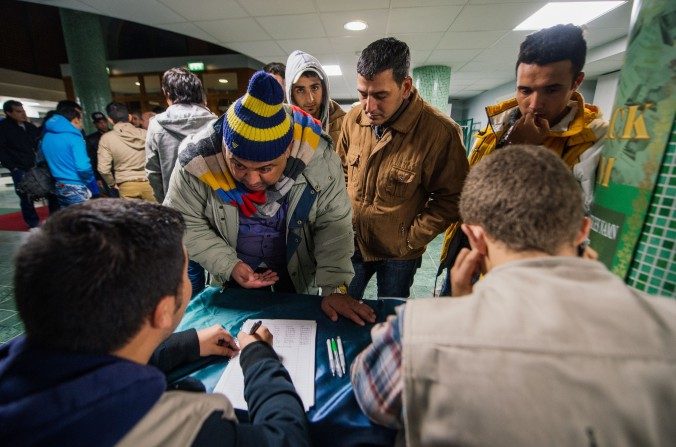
[336,38,468,298]
[42,100,99,207]
[0,100,59,227]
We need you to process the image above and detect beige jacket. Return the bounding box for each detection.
[403,257,676,447]
[327,99,346,147]
[118,392,235,447]
[98,122,148,186]
[164,109,354,294]
[336,88,469,261]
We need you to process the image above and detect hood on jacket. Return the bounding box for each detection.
[0,337,165,446]
[112,122,147,151]
[44,114,82,137]
[285,50,331,131]
[154,103,216,138]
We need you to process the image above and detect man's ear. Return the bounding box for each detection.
[461,223,488,255]
[149,295,178,330]
[401,76,413,99]
[574,216,592,246]
[572,71,585,90]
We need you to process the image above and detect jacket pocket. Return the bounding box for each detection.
[384,166,416,198]
[348,153,360,183]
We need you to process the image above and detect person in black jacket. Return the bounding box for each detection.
[0,199,310,447]
[0,100,58,227]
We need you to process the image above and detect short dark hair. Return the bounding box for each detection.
[3,100,22,114]
[105,102,129,123]
[56,100,82,121]
[263,62,286,79]
[460,145,584,255]
[161,67,205,105]
[517,24,587,77]
[357,37,410,85]
[14,199,187,354]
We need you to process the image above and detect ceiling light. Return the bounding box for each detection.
[134,81,140,86]
[344,20,368,31]
[514,1,626,30]
[218,79,228,83]
[322,65,342,76]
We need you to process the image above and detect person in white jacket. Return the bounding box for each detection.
[285,51,346,146]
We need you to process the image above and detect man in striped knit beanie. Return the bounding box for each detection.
[165,71,376,326]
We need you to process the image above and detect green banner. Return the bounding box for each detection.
[590,0,676,279]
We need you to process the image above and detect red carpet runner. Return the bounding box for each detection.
[0,207,50,232]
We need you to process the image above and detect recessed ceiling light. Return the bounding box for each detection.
[514,2,626,30]
[322,65,342,76]
[218,78,228,83]
[344,20,368,31]
[134,81,140,86]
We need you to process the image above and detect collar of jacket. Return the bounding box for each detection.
[485,92,599,139]
[184,112,326,194]
[113,121,137,132]
[355,87,423,134]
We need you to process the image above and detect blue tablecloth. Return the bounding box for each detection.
[175,286,402,447]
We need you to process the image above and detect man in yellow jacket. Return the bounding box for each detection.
[438,24,608,295]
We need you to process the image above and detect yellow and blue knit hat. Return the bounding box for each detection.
[223,71,292,162]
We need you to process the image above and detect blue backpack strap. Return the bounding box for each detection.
[286,183,318,262]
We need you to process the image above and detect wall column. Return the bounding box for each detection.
[59,8,112,133]
[412,65,451,113]
[589,0,676,297]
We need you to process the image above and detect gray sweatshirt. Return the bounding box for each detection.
[145,103,215,203]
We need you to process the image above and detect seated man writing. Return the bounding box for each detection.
[0,199,310,447]
[165,71,375,326]
[351,146,676,446]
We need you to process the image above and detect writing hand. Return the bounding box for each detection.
[231,262,279,288]
[237,324,273,350]
[507,111,550,145]
[197,324,239,358]
[321,294,376,326]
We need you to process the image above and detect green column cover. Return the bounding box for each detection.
[589,0,676,297]
[412,65,451,113]
[59,8,112,134]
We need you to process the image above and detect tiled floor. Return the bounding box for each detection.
[0,187,446,344]
[0,188,26,344]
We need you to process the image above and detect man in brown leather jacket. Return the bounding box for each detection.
[336,37,468,299]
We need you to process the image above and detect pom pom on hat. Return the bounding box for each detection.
[223,71,292,162]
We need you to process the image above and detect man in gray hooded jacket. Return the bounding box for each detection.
[285,50,346,147]
[146,67,216,203]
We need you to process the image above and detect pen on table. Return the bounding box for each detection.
[336,336,347,376]
[326,339,336,377]
[249,320,263,335]
[331,338,343,377]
